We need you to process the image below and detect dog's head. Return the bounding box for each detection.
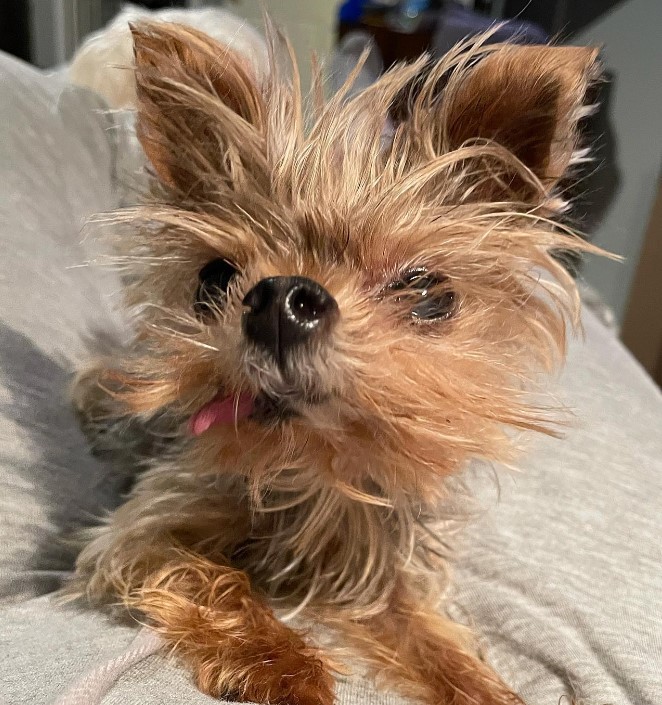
[108,22,598,501]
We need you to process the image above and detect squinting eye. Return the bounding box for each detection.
[389,267,456,322]
[194,258,239,318]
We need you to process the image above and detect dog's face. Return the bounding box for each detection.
[111,23,598,499]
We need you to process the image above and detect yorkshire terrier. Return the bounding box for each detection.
[71,20,599,705]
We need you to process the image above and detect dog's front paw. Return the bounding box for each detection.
[201,651,335,705]
[72,363,177,466]
[273,667,336,705]
[241,676,335,705]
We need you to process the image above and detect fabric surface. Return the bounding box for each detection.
[0,46,661,705]
[53,629,162,705]
[453,309,662,705]
[0,51,129,602]
[0,597,412,705]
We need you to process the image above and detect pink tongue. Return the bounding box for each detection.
[189,393,255,436]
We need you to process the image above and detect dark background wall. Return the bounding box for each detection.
[503,0,627,37]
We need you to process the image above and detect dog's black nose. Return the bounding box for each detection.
[242,276,338,361]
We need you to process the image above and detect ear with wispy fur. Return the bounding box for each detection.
[400,43,600,205]
[131,22,266,197]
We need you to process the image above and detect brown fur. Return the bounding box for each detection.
[128,552,334,704]
[70,20,601,705]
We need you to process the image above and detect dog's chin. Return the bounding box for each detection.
[250,393,300,425]
[240,353,334,423]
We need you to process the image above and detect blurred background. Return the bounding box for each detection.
[1,0,661,384]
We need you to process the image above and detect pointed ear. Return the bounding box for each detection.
[130,22,265,196]
[409,43,600,205]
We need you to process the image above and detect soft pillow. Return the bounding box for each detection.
[453,309,662,705]
[0,52,128,601]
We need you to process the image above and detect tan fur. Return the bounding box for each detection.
[70,21,601,705]
[127,552,334,704]
[330,584,522,705]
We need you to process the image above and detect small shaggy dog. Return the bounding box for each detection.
[71,20,599,705]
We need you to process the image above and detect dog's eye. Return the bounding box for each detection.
[389,268,456,322]
[194,258,239,317]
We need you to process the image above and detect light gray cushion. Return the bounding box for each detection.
[454,309,662,705]
[0,48,660,705]
[0,51,128,602]
[0,596,406,705]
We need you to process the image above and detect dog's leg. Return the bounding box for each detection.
[129,552,335,705]
[70,470,335,705]
[72,361,178,465]
[332,584,523,705]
